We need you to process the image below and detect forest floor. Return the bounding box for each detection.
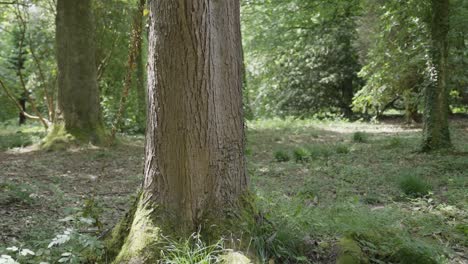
[0,118,467,263]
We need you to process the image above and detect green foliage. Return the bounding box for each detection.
[0,181,34,205]
[0,198,105,264]
[240,209,309,263]
[274,150,290,162]
[399,175,432,197]
[159,233,225,264]
[352,131,368,143]
[0,122,44,150]
[293,147,310,163]
[0,2,56,122]
[354,0,468,117]
[242,0,362,118]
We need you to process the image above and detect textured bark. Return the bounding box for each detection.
[135,1,146,132]
[114,0,248,262]
[422,0,451,151]
[48,0,106,145]
[144,0,247,230]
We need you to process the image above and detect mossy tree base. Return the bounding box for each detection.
[107,193,257,264]
[41,124,110,151]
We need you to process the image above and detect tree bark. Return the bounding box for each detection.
[422,0,451,151]
[43,0,107,148]
[112,0,248,262]
[135,0,146,132]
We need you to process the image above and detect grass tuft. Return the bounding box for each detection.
[398,175,431,197]
[274,150,290,162]
[352,131,369,143]
[335,144,350,154]
[293,147,310,162]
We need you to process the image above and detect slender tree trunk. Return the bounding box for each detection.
[18,96,26,125]
[112,1,248,262]
[43,0,107,149]
[341,77,354,118]
[422,0,451,151]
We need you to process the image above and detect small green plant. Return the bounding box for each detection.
[274,150,290,162]
[308,145,332,159]
[293,147,310,162]
[159,233,224,264]
[399,175,431,197]
[0,182,34,205]
[352,131,368,143]
[335,144,350,154]
[245,147,253,156]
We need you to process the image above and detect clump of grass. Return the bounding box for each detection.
[293,147,310,162]
[399,175,431,197]
[352,131,368,143]
[159,233,225,263]
[335,144,350,154]
[274,150,290,162]
[308,145,332,159]
[386,137,403,149]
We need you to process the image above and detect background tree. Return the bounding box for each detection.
[354,0,467,121]
[42,0,107,148]
[422,0,451,151]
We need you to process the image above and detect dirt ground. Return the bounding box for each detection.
[0,137,145,246]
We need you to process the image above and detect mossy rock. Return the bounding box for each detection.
[336,238,368,264]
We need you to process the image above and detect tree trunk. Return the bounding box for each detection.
[135,0,146,133]
[18,96,26,125]
[43,0,107,149]
[422,0,451,151]
[341,77,354,118]
[112,0,248,262]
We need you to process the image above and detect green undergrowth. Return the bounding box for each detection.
[246,118,468,263]
[0,121,45,150]
[1,118,467,263]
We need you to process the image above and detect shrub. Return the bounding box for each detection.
[399,175,431,197]
[352,131,368,143]
[293,147,310,162]
[274,150,290,162]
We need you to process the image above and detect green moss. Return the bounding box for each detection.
[112,198,161,264]
[102,195,139,261]
[40,123,110,151]
[336,238,368,264]
[41,124,76,151]
[109,192,257,263]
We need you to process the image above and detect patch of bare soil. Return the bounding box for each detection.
[0,138,145,246]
